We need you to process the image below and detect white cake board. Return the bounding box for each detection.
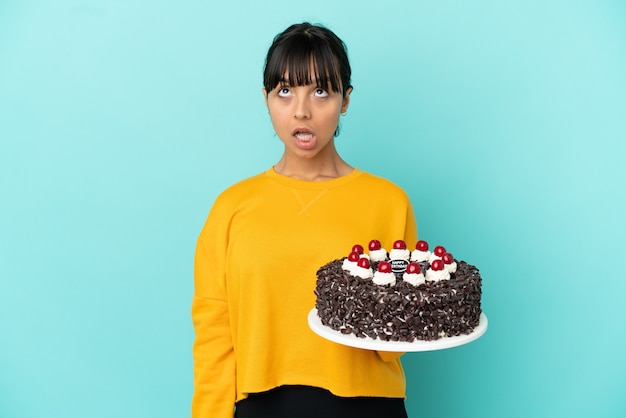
[308,308,488,352]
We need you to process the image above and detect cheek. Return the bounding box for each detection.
[323,107,342,126]
[268,106,288,126]
[320,100,341,116]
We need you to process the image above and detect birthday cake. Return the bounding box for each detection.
[314,240,482,342]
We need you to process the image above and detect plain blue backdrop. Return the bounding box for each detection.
[1,1,625,417]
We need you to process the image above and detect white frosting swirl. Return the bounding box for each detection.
[403,272,426,286]
[352,265,373,279]
[341,258,357,273]
[372,271,396,286]
[369,248,387,262]
[425,268,450,282]
[410,249,430,262]
[389,248,410,260]
[444,261,458,273]
[429,252,443,263]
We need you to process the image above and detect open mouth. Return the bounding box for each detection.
[293,128,314,141]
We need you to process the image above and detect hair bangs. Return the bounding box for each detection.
[264,34,344,94]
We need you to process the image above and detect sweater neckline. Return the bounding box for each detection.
[264,166,363,189]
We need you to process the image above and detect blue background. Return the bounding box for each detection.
[1,1,625,417]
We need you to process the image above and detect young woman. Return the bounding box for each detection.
[192,22,417,418]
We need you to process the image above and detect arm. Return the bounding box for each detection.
[191,204,236,418]
[191,296,235,417]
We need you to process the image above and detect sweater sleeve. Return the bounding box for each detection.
[191,199,236,418]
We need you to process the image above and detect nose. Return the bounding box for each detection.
[294,95,311,119]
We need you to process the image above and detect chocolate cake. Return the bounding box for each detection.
[314,240,482,342]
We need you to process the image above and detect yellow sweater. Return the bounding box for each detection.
[192,168,417,417]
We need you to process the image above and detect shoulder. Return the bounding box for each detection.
[218,171,269,198]
[353,170,411,201]
[207,169,281,212]
[199,171,271,229]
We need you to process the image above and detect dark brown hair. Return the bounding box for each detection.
[263,23,352,96]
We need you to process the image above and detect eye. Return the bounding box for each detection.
[314,88,329,98]
[277,87,291,97]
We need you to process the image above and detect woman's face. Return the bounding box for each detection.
[263,74,351,161]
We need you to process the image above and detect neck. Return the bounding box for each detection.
[274,148,353,182]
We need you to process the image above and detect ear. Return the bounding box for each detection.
[341,86,352,114]
[262,88,268,108]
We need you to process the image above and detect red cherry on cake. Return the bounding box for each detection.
[406,262,421,274]
[357,258,370,269]
[431,259,444,271]
[433,245,446,257]
[442,253,454,264]
[378,261,391,273]
[393,240,407,250]
[347,251,360,262]
[368,239,382,251]
[351,244,364,254]
[415,240,429,251]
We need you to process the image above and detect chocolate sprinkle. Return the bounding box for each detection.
[314,259,482,342]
